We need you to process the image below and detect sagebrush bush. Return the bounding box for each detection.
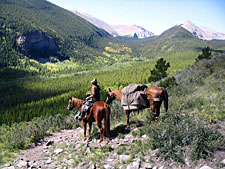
[0,112,78,161]
[144,112,224,163]
[158,76,177,88]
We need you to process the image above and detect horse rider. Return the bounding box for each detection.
[80,78,100,119]
[86,78,100,102]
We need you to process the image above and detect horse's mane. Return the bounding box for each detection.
[72,96,83,108]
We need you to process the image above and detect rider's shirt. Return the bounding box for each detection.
[91,84,100,101]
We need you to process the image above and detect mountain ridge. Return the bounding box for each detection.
[0,0,110,66]
[177,20,225,40]
[72,10,225,41]
[112,24,154,38]
[72,11,154,39]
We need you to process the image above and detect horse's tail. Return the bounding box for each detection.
[104,103,111,139]
[162,87,168,112]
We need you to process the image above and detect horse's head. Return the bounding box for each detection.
[105,88,116,104]
[67,97,74,111]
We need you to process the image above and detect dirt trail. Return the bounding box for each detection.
[3,122,225,169]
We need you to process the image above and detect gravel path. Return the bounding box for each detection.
[2,122,225,169]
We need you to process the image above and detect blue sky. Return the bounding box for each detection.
[47,0,225,35]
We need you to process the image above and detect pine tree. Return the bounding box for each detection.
[196,46,212,61]
[148,58,170,82]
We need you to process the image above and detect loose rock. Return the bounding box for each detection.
[54,148,63,155]
[200,166,213,169]
[104,164,115,169]
[119,155,130,163]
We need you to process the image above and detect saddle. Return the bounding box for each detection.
[81,99,94,114]
[74,99,94,121]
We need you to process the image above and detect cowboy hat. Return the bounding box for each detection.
[91,78,97,84]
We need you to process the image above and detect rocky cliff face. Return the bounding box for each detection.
[16,31,59,58]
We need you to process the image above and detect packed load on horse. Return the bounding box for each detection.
[121,83,150,111]
[105,84,168,129]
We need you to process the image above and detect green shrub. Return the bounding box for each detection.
[116,145,127,155]
[196,46,212,61]
[0,113,78,151]
[148,58,170,82]
[100,146,114,153]
[145,112,224,163]
[158,76,177,88]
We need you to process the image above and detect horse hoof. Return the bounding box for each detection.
[125,127,131,131]
[99,139,103,143]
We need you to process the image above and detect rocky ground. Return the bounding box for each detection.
[2,123,225,169]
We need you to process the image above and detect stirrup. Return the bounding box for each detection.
[75,113,82,121]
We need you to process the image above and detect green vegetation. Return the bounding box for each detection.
[105,53,225,164]
[196,46,212,61]
[148,58,170,82]
[1,53,224,166]
[0,0,111,67]
[0,0,225,167]
[158,76,177,88]
[0,51,198,126]
[148,54,225,162]
[117,26,225,60]
[0,113,79,165]
[1,0,225,72]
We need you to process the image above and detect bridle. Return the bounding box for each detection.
[67,97,75,110]
[106,92,116,104]
[68,97,83,115]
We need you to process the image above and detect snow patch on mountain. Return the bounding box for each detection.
[112,25,154,38]
[71,10,118,36]
[72,11,154,38]
[178,20,225,40]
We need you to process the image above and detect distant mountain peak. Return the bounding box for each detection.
[112,25,154,38]
[178,19,194,26]
[177,19,225,40]
[72,11,154,39]
[71,10,118,36]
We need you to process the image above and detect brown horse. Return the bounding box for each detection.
[105,86,168,129]
[67,96,111,143]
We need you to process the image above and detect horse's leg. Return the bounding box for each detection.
[125,110,130,129]
[155,101,162,118]
[97,121,104,143]
[82,120,87,141]
[150,102,157,120]
[151,101,162,120]
[88,122,92,140]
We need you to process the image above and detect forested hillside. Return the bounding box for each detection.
[0,0,111,67]
[116,26,225,59]
[1,0,225,73]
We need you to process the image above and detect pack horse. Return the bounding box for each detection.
[105,84,168,129]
